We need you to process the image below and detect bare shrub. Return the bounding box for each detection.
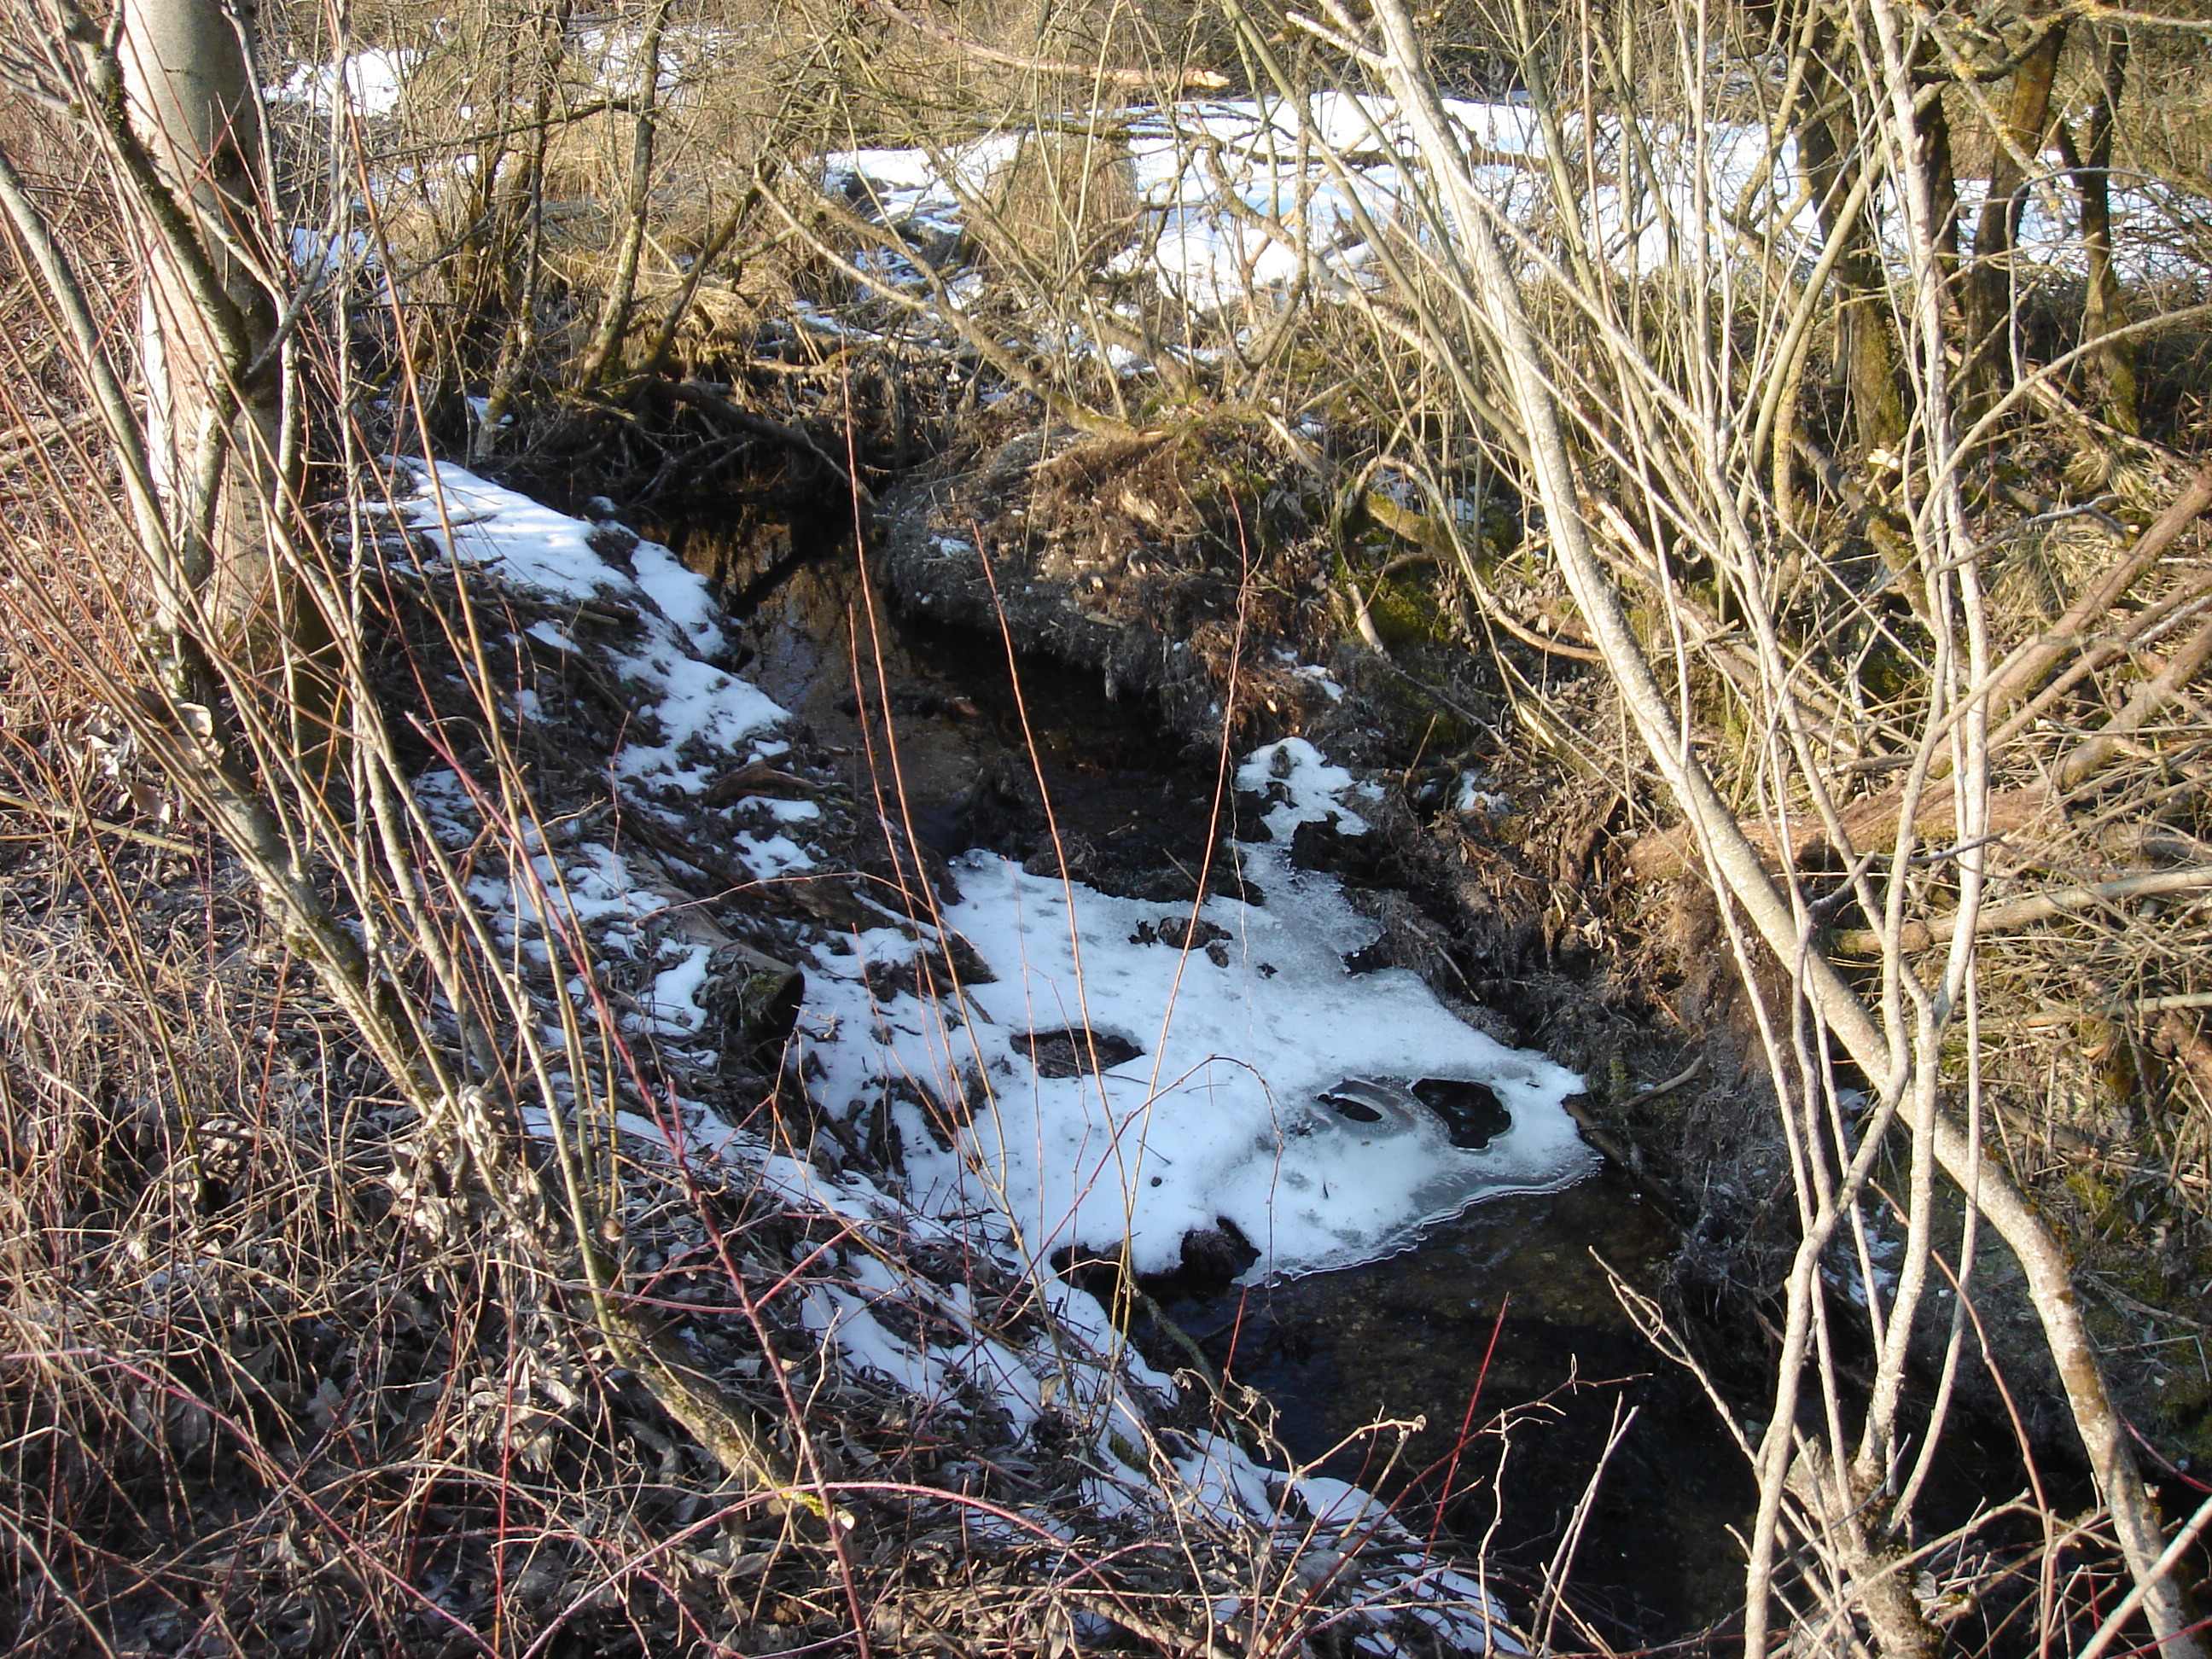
[978,130,1143,269]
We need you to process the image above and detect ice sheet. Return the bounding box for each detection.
[800,736,1592,1280]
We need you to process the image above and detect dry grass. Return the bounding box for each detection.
[975,131,1144,272]
[0,393,1193,1659]
[263,0,1256,417]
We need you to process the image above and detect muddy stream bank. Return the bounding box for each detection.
[672,509,1755,1642]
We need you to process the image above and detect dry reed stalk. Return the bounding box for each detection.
[1,14,1571,1648]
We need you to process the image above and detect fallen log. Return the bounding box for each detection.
[1625,783,2058,883]
[1829,864,2212,957]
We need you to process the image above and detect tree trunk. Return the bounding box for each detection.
[1797,49,1906,461]
[119,0,284,640]
[1962,21,2066,415]
[474,11,566,463]
[2068,26,2140,436]
[1917,79,1964,301]
[579,0,672,392]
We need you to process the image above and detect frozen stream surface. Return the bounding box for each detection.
[800,734,1594,1281]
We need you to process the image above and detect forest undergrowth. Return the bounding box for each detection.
[5,0,2212,1652]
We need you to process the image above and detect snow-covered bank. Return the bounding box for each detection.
[378,457,1566,1650]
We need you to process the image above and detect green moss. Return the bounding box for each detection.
[2063,1164,2122,1229]
[1364,568,1454,648]
[1854,632,1919,706]
[1381,695,1475,754]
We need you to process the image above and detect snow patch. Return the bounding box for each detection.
[390,460,789,795]
[824,89,2206,327]
[648,943,714,1033]
[273,49,416,119]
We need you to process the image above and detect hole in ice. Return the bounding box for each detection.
[1318,1085,1385,1124]
[1317,1077,1514,1150]
[1410,1077,1512,1150]
[1339,939,1391,975]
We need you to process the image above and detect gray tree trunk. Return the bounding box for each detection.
[119,0,286,639]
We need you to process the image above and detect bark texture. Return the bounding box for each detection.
[119,0,285,637]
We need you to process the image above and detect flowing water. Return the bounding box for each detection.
[685,517,1753,1643]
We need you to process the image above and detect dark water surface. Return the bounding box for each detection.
[1150,1173,1755,1639]
[688,522,1753,1645]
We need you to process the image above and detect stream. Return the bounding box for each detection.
[683,513,1755,1643]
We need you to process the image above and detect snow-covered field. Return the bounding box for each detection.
[825,90,1769,310]
[278,32,2204,339]
[823,89,2202,317]
[272,48,416,119]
